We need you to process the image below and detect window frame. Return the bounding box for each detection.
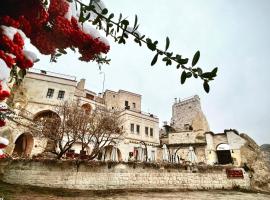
[130,123,134,133]
[145,127,149,136]
[150,128,153,137]
[136,124,140,134]
[57,90,65,100]
[46,88,54,98]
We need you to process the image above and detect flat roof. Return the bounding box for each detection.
[28,68,77,82]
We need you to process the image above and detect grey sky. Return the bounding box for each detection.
[31,0,270,144]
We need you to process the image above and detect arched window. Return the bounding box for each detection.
[81,103,92,114]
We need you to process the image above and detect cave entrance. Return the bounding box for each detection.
[13,133,34,157]
[216,143,232,165]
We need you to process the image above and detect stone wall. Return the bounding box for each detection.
[168,130,206,144]
[0,160,250,191]
[103,90,142,112]
[171,95,209,132]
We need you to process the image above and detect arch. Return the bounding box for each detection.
[81,103,92,114]
[101,145,122,162]
[216,143,232,164]
[33,110,61,122]
[216,143,230,151]
[12,133,34,157]
[33,110,61,133]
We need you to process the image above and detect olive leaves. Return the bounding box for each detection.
[74,0,218,93]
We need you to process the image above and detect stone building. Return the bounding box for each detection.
[1,68,159,162]
[205,129,247,166]
[103,90,159,161]
[160,95,248,167]
[171,95,209,131]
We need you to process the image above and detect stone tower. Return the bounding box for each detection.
[171,95,209,132]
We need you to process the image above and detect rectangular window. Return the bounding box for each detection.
[150,128,153,137]
[125,101,130,109]
[46,88,54,98]
[130,123,134,133]
[57,90,65,100]
[133,102,136,108]
[136,125,140,134]
[151,150,155,161]
[86,93,94,100]
[145,127,149,136]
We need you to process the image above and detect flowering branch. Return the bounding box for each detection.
[74,0,218,93]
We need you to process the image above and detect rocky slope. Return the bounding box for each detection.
[261,144,270,167]
[240,134,270,192]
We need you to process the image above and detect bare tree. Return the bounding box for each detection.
[32,102,124,160]
[78,106,124,160]
[32,101,89,159]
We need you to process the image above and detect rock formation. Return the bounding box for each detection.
[240,134,270,192]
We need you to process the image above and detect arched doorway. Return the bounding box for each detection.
[82,103,92,114]
[33,110,61,137]
[33,110,61,123]
[101,145,122,161]
[13,133,34,157]
[216,143,232,164]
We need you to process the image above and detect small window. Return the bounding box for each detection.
[86,93,94,100]
[133,102,136,108]
[57,90,65,100]
[112,107,114,110]
[150,128,153,137]
[125,100,130,109]
[151,150,155,161]
[184,124,190,130]
[145,127,149,136]
[130,123,134,133]
[46,88,54,98]
[136,125,140,134]
[113,95,115,98]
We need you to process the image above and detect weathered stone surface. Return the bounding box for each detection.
[0,160,250,191]
[240,134,270,192]
[261,144,270,167]
[171,95,209,132]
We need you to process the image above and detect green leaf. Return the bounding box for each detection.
[201,72,213,79]
[203,81,210,93]
[151,53,159,66]
[146,38,156,51]
[133,15,138,30]
[186,72,192,78]
[165,37,170,51]
[179,58,189,65]
[121,19,129,27]
[181,71,187,84]
[197,67,203,75]
[18,69,26,78]
[192,51,200,67]
[102,8,108,15]
[108,13,114,20]
[58,49,67,54]
[211,67,218,77]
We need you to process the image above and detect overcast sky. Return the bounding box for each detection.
[31,0,270,145]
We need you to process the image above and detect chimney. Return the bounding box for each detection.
[174,98,177,103]
[77,78,85,90]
